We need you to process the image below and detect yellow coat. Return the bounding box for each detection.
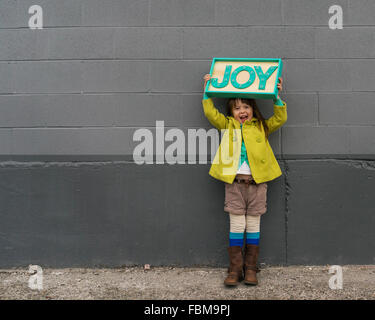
[202,98,287,184]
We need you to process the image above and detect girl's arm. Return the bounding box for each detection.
[265,77,287,134]
[202,74,229,130]
[265,100,287,134]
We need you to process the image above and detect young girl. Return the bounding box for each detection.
[202,74,287,286]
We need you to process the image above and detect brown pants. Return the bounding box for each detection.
[224,174,268,216]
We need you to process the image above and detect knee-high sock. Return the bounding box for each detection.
[245,215,261,245]
[229,214,246,247]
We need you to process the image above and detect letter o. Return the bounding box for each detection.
[230,66,256,89]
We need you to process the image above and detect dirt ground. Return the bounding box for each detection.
[0,265,374,300]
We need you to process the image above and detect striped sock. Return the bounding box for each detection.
[229,232,244,247]
[246,232,260,245]
[245,215,261,245]
[229,214,246,247]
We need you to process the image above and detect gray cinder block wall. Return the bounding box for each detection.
[0,0,374,267]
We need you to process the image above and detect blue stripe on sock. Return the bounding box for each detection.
[246,238,259,245]
[229,232,244,246]
[230,238,244,246]
[246,232,260,239]
[230,232,245,239]
[246,232,259,245]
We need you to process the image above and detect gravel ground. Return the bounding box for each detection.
[1,265,374,300]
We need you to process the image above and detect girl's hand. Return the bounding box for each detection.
[203,74,211,90]
[277,77,283,98]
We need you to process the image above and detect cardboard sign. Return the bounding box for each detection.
[205,58,283,100]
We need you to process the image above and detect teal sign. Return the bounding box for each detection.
[205,58,283,100]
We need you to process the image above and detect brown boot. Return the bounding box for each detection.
[224,246,244,286]
[243,244,260,285]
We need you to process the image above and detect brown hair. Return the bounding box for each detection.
[227,98,269,140]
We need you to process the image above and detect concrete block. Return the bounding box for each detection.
[348,0,375,25]
[282,93,318,126]
[348,127,375,155]
[48,28,114,59]
[0,62,16,93]
[114,28,181,59]
[283,0,348,25]
[247,27,315,58]
[17,0,82,27]
[351,60,375,91]
[82,61,149,93]
[0,94,119,128]
[215,0,282,25]
[181,94,215,128]
[15,61,83,93]
[45,94,117,127]
[286,160,375,264]
[82,0,148,26]
[0,0,18,28]
[183,27,249,59]
[0,129,12,154]
[285,60,351,92]
[282,126,350,157]
[150,61,211,93]
[114,94,182,127]
[11,127,135,155]
[316,28,375,58]
[0,95,49,127]
[150,0,215,26]
[319,92,375,125]
[0,29,49,60]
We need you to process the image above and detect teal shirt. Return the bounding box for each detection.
[238,124,250,169]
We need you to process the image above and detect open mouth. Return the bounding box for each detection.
[239,115,248,122]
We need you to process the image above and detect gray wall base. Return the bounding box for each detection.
[0,159,374,268]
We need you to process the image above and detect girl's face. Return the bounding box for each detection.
[232,100,253,124]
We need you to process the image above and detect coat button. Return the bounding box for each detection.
[261,159,266,164]
[256,137,262,143]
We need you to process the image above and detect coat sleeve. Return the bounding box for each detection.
[202,98,229,130]
[265,100,287,134]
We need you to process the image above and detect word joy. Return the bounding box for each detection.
[211,65,278,90]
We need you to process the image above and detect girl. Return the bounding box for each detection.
[202,74,287,286]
